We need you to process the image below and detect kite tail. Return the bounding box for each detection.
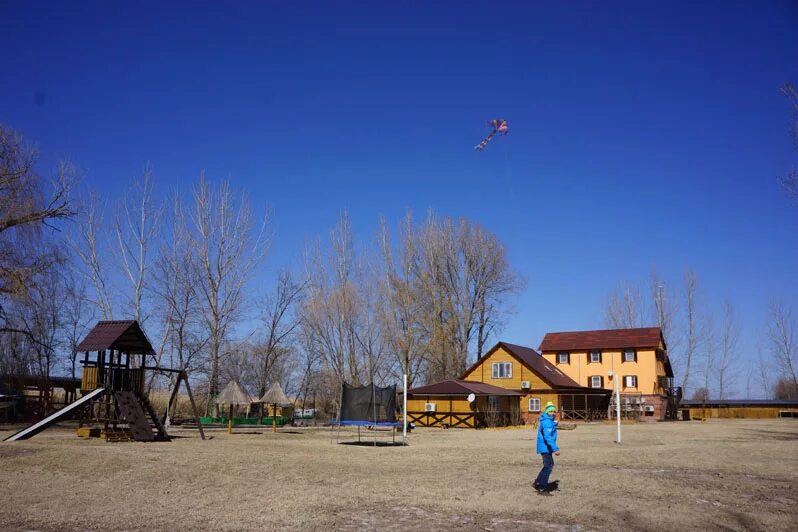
[475,129,497,151]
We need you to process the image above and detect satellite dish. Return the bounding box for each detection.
[467,393,476,403]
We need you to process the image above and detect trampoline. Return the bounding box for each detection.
[332,382,402,445]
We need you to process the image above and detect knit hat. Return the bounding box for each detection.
[544,402,556,414]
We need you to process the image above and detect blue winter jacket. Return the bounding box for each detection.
[536,412,559,454]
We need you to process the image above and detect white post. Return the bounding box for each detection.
[615,372,622,443]
[403,374,408,445]
[613,354,623,443]
[614,355,622,444]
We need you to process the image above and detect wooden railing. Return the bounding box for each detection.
[407,411,477,428]
[81,366,144,394]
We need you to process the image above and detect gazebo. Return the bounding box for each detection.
[215,380,252,434]
[258,382,290,432]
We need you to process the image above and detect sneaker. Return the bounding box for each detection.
[533,481,542,491]
[537,489,553,496]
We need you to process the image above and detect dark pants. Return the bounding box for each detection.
[535,452,554,489]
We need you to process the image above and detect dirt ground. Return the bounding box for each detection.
[1,419,796,531]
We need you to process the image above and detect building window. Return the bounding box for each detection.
[623,348,637,362]
[528,398,541,412]
[492,362,512,378]
[590,351,602,363]
[589,375,603,388]
[557,351,570,364]
[624,375,637,389]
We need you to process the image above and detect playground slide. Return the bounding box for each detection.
[3,387,105,442]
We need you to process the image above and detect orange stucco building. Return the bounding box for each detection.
[539,327,677,419]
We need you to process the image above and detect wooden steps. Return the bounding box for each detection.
[139,394,168,441]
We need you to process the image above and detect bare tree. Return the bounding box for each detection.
[220,340,259,391]
[778,82,798,199]
[773,378,798,400]
[114,167,161,324]
[767,301,797,396]
[302,210,521,389]
[152,194,208,400]
[756,347,772,399]
[70,196,114,319]
[16,267,68,380]
[0,125,73,236]
[189,174,270,407]
[416,214,522,381]
[378,213,426,387]
[464,221,524,360]
[604,281,645,329]
[679,270,701,395]
[302,213,365,386]
[0,124,74,323]
[295,326,323,414]
[691,387,710,401]
[650,269,679,352]
[701,317,716,400]
[716,301,740,399]
[256,270,306,397]
[416,214,458,382]
[62,273,94,379]
[355,265,389,385]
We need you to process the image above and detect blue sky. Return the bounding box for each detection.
[2,1,797,395]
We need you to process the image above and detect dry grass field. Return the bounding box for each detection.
[1,419,796,531]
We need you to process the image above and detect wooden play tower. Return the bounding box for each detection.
[76,320,204,442]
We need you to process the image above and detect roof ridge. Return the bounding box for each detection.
[482,341,581,389]
[544,326,660,335]
[499,341,539,351]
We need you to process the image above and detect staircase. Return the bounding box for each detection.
[139,394,168,441]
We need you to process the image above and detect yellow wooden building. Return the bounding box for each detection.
[539,327,678,420]
[406,379,524,428]
[462,342,611,424]
[407,341,610,427]
[679,399,798,419]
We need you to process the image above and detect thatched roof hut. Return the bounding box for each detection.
[258,383,291,432]
[258,383,289,405]
[215,380,251,405]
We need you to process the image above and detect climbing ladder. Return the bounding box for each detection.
[114,391,169,442]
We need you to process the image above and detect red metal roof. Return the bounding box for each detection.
[408,380,525,397]
[497,342,581,388]
[459,342,582,389]
[539,327,664,352]
[75,320,155,354]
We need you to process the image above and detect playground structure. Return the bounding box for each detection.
[4,320,205,443]
[77,320,205,442]
[0,374,81,421]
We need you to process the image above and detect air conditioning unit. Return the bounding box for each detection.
[521,380,530,389]
[424,403,436,412]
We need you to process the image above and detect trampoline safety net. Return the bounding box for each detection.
[340,382,397,423]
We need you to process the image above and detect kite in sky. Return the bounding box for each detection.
[474,119,508,151]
